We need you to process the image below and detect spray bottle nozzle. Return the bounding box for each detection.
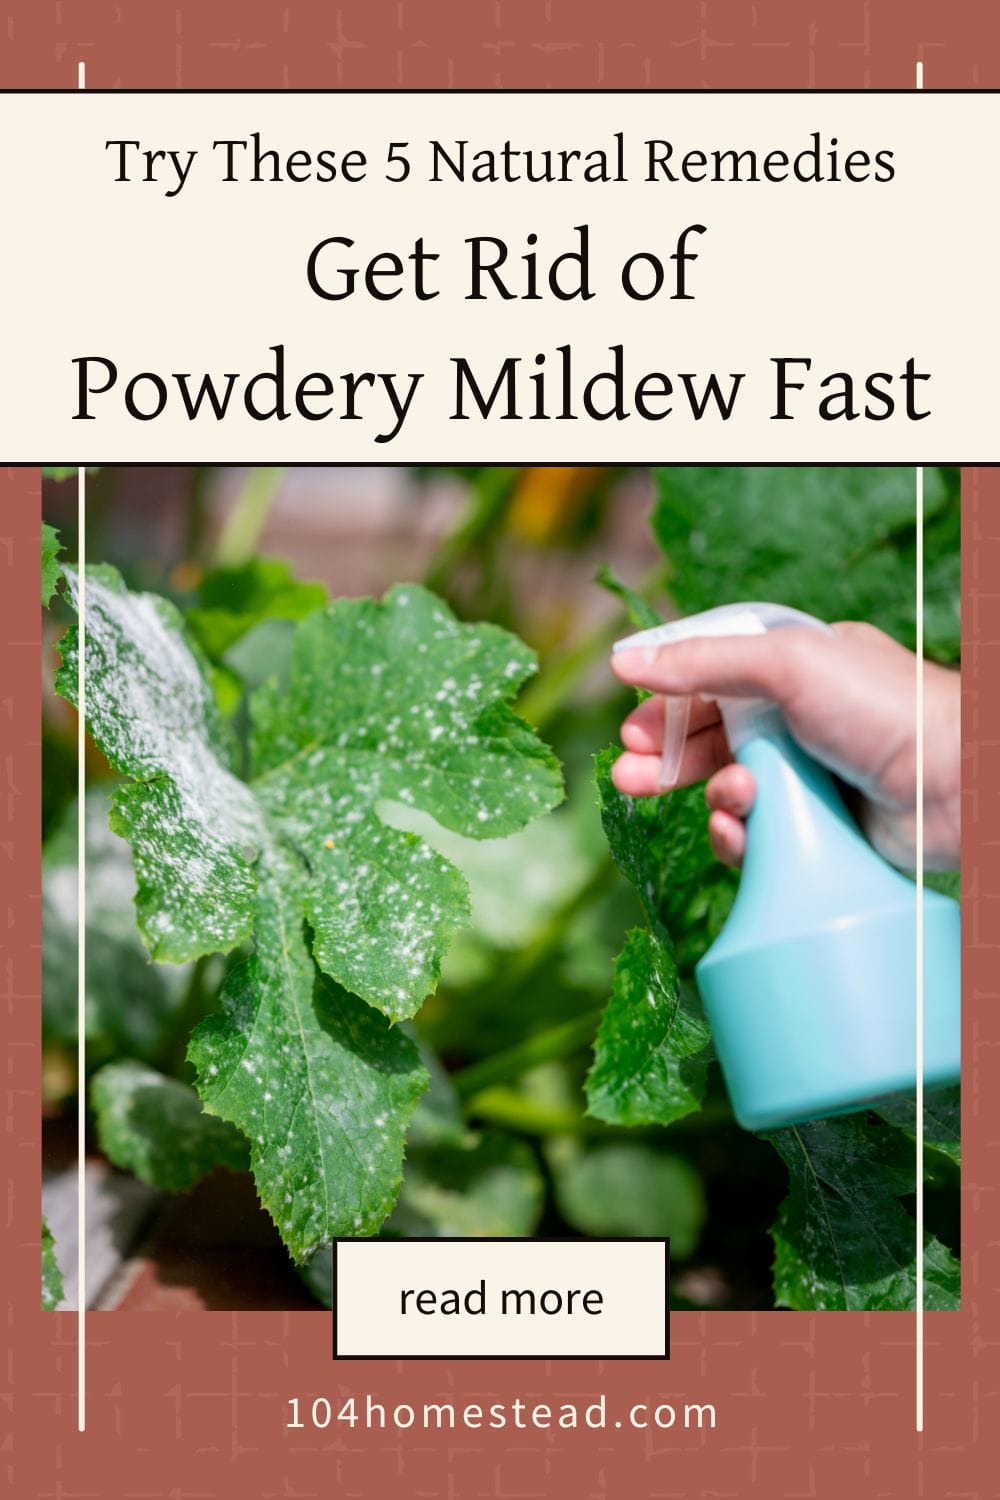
[613,602,833,787]
[658,693,691,789]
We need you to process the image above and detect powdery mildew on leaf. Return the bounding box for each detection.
[585,927,710,1128]
[189,843,429,1259]
[249,585,563,1018]
[41,1218,64,1311]
[57,567,261,961]
[57,569,561,1256]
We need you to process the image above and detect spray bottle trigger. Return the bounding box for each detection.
[659,695,692,789]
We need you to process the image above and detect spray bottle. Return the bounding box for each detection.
[613,603,960,1131]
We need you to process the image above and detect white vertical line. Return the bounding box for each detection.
[914,54,925,1442]
[76,466,87,1434]
[75,61,87,1438]
[915,464,925,1435]
[76,53,87,1438]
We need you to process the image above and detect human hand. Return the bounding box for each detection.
[611,622,960,872]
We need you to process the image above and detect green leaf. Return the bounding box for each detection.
[876,1087,960,1166]
[548,1140,706,1257]
[42,523,62,607]
[56,569,561,1257]
[91,1059,250,1192]
[765,1116,960,1310]
[591,751,724,1135]
[42,467,99,482]
[596,749,736,971]
[386,1132,545,1238]
[596,466,962,1310]
[926,870,960,901]
[41,1218,64,1311]
[381,795,597,958]
[919,482,962,663]
[187,557,327,660]
[189,866,428,1259]
[595,563,662,630]
[653,466,957,659]
[586,928,710,1127]
[42,789,191,1065]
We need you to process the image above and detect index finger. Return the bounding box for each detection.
[612,628,821,702]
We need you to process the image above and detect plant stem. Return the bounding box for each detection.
[213,467,284,568]
[463,1085,592,1137]
[465,1084,734,1139]
[516,618,622,729]
[452,1009,603,1100]
[517,562,667,731]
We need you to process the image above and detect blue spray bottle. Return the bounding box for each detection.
[614,603,960,1131]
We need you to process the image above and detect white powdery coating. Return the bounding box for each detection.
[189,853,427,1259]
[67,569,262,959]
[67,573,559,1255]
[247,583,562,1019]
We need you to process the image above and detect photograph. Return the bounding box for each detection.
[40,464,960,1315]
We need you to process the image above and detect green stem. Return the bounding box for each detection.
[517,619,621,729]
[452,1009,603,1100]
[423,467,519,596]
[213,467,284,568]
[517,562,667,731]
[464,1085,592,1137]
[465,1084,734,1139]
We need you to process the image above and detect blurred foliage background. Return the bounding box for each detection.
[42,464,960,1311]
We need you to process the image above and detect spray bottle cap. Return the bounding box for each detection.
[613,602,833,788]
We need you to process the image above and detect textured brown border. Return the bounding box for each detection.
[3,2,999,1495]
[1,1,995,89]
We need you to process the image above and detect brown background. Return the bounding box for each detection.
[2,3,998,1496]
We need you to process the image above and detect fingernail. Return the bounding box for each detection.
[614,647,659,674]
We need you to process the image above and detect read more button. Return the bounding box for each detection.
[332,1239,669,1358]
